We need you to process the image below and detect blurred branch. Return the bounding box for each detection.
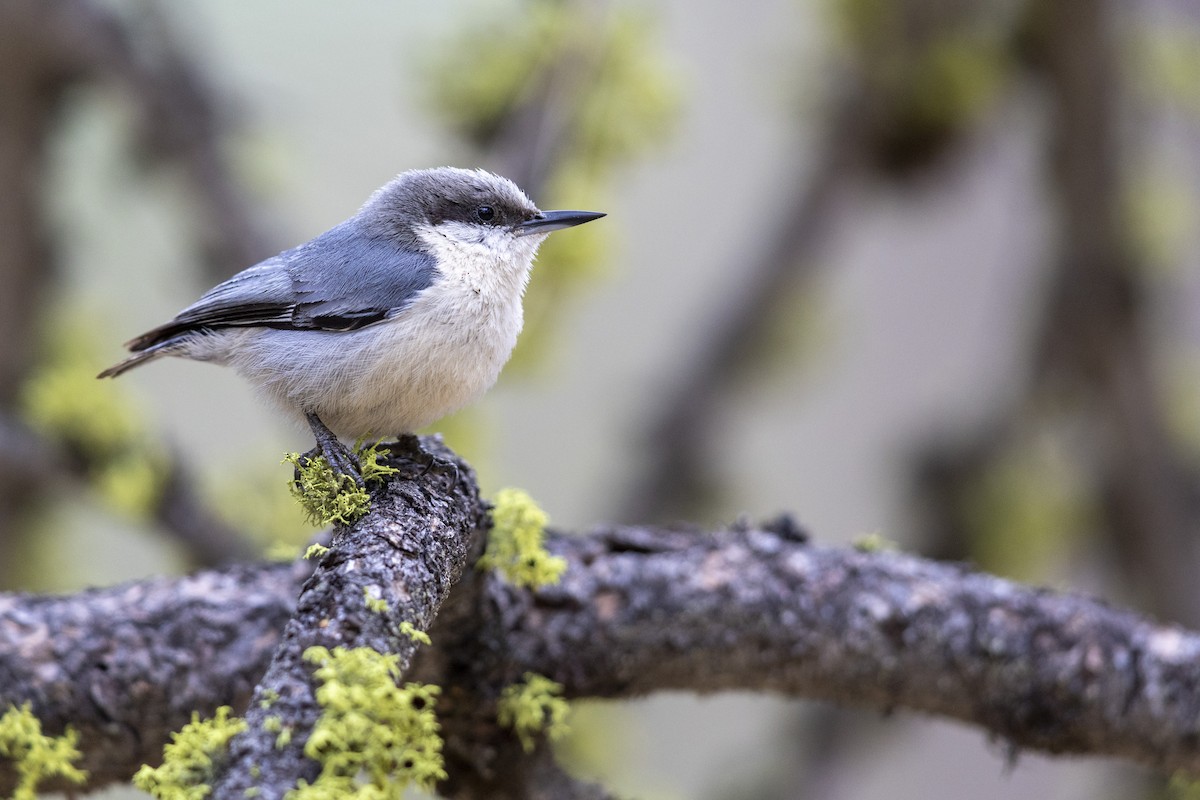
[619,85,871,523]
[484,2,612,197]
[99,3,276,281]
[0,0,272,323]
[0,0,275,580]
[1033,0,1200,623]
[5,459,1200,794]
[0,412,258,566]
[913,0,1200,625]
[0,0,81,577]
[621,0,1016,525]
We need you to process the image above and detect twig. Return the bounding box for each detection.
[0,413,258,566]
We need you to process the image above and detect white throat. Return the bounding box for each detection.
[416,220,544,300]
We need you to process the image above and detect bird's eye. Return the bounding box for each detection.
[476,206,496,222]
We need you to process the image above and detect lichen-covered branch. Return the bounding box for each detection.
[484,523,1200,774]
[4,499,1200,795]
[207,439,486,800]
[0,560,306,793]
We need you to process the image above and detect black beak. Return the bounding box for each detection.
[516,209,606,236]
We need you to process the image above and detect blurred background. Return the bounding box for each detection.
[2,0,1200,798]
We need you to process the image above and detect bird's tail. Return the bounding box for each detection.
[97,342,173,379]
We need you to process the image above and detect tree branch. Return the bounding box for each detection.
[496,524,1200,773]
[205,439,486,800]
[0,559,305,791]
[4,494,1199,795]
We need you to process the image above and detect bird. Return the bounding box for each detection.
[99,166,605,480]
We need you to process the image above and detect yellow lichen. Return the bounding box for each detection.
[283,454,369,527]
[363,587,389,615]
[132,706,246,800]
[398,621,432,646]
[287,646,445,799]
[0,703,87,800]
[496,673,571,753]
[284,441,399,527]
[304,543,330,561]
[479,488,566,588]
[853,531,898,553]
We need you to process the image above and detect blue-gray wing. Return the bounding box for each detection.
[125,221,437,351]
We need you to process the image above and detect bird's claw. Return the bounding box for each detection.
[326,444,365,489]
[304,412,365,488]
[381,434,459,483]
[294,443,364,489]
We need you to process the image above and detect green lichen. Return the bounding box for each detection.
[398,621,432,646]
[479,488,566,589]
[258,689,279,710]
[356,440,401,485]
[132,706,247,800]
[289,646,445,798]
[853,531,897,553]
[304,543,330,560]
[496,673,571,753]
[283,454,369,527]
[262,714,296,749]
[0,703,87,800]
[283,441,397,527]
[363,587,389,615]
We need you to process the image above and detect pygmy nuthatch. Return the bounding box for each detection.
[100,167,604,476]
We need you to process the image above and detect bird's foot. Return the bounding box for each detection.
[382,434,459,482]
[303,412,364,488]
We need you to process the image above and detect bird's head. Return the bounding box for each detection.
[359,167,604,266]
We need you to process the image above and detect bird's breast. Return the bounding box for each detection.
[231,262,529,438]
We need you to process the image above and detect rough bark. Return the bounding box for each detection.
[3,489,1200,796]
[0,560,305,790]
[495,524,1200,774]
[209,439,486,800]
